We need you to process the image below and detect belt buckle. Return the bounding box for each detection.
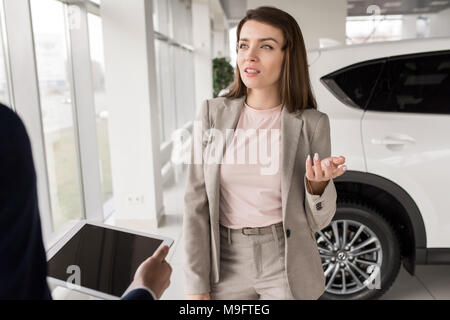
[242,227,260,235]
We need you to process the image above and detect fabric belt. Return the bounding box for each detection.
[220,221,284,235]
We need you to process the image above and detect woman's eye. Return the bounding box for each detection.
[238,44,273,49]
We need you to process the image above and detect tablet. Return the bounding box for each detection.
[46,220,174,300]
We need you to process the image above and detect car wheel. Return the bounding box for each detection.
[316,198,401,300]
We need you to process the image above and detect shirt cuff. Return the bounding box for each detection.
[304,174,322,200]
[304,174,335,203]
[135,286,157,300]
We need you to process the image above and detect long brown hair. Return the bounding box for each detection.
[223,6,317,113]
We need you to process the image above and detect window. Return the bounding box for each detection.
[154,39,176,142]
[321,59,385,109]
[87,13,114,216]
[153,0,195,143]
[174,46,195,128]
[0,7,11,106]
[152,0,170,37]
[368,51,450,114]
[31,0,84,231]
[171,0,192,45]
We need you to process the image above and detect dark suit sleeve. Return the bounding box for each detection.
[121,288,155,300]
[0,104,52,300]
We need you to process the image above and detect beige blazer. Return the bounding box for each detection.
[182,95,337,299]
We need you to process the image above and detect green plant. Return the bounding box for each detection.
[212,57,234,97]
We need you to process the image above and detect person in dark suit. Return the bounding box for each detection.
[0,103,171,300]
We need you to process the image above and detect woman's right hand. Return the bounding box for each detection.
[186,293,211,300]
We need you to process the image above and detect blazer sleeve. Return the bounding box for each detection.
[121,288,155,300]
[182,99,212,295]
[303,113,338,233]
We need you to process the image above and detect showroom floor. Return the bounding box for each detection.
[55,168,450,300]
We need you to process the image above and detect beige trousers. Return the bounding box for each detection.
[210,222,295,300]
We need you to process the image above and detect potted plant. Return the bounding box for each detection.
[212,57,234,97]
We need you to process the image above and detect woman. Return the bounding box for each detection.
[183,6,347,300]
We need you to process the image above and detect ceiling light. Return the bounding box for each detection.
[384,1,402,7]
[412,7,430,12]
[430,1,449,5]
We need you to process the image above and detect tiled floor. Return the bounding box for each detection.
[54,168,450,300]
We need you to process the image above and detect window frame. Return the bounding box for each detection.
[3,0,105,246]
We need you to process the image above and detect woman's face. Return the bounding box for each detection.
[237,20,285,91]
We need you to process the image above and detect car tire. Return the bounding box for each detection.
[317,198,401,300]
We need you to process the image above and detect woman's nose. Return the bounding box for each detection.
[245,48,258,61]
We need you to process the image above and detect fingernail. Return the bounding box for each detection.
[325,159,330,166]
[306,154,311,162]
[314,153,318,161]
[342,165,347,171]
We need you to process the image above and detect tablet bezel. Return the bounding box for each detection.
[46,220,174,300]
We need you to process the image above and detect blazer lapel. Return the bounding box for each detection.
[281,107,303,221]
[216,96,246,159]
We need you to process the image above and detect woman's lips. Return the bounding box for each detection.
[244,68,260,77]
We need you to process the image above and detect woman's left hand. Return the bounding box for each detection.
[306,153,347,183]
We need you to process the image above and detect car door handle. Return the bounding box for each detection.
[371,137,415,145]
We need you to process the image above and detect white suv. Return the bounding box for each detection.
[307,37,450,300]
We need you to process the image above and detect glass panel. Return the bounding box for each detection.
[87,13,114,217]
[152,0,159,33]
[153,39,165,142]
[158,40,176,142]
[186,50,196,116]
[229,26,237,67]
[369,51,450,114]
[173,46,195,128]
[153,0,170,37]
[171,0,192,44]
[31,0,84,231]
[322,60,384,109]
[186,0,193,45]
[174,46,187,128]
[154,1,195,142]
[0,12,10,106]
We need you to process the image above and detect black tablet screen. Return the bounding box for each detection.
[47,224,163,297]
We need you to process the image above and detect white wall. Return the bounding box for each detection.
[429,8,450,38]
[246,0,347,50]
[101,0,164,228]
[402,15,418,39]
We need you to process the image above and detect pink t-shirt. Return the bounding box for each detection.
[219,101,283,229]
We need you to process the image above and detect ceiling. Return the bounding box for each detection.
[347,0,450,16]
[218,0,450,28]
[219,0,247,27]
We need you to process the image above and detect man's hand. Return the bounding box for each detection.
[130,245,172,299]
[186,293,211,300]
